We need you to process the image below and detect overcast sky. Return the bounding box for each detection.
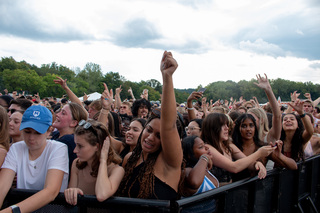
[0,0,319,89]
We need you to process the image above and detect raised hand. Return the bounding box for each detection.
[254,73,271,91]
[252,96,260,108]
[116,85,122,95]
[83,93,90,102]
[213,99,221,107]
[160,51,178,76]
[53,76,68,89]
[187,91,203,102]
[290,91,300,102]
[304,93,312,100]
[288,99,304,115]
[100,83,113,110]
[100,137,111,162]
[202,97,207,107]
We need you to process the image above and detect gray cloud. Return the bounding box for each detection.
[0,1,92,42]
[110,18,161,48]
[232,13,320,60]
[309,63,320,69]
[110,18,207,54]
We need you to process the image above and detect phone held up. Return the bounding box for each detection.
[198,88,206,93]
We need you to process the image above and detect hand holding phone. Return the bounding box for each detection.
[198,88,206,93]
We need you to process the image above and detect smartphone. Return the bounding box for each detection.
[198,88,206,93]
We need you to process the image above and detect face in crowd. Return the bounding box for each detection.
[138,104,149,118]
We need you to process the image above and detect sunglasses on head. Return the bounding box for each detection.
[78,120,98,137]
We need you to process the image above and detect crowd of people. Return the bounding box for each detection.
[0,51,320,212]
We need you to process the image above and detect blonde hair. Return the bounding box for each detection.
[248,108,269,141]
[210,106,227,114]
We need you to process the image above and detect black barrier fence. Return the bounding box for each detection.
[2,154,320,213]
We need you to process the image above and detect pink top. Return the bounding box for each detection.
[77,167,97,195]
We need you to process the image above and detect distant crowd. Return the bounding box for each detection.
[0,51,319,213]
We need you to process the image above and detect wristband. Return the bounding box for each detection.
[299,113,306,118]
[200,155,209,163]
[10,205,21,213]
[187,107,194,110]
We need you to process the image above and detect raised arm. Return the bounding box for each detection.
[202,97,208,118]
[53,77,83,106]
[254,74,281,142]
[95,137,124,202]
[160,51,182,168]
[288,99,314,144]
[285,91,300,114]
[98,83,113,126]
[114,85,122,110]
[128,87,136,101]
[187,91,203,121]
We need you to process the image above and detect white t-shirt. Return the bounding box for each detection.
[2,140,69,192]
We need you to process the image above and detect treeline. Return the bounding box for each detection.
[1,57,320,104]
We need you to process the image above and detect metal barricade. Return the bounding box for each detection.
[2,155,320,213]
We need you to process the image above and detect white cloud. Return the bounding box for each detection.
[296,29,304,35]
[0,0,319,90]
[239,38,286,57]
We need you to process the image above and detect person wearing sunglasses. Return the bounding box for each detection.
[7,98,33,117]
[0,105,69,212]
[117,51,183,200]
[64,119,124,205]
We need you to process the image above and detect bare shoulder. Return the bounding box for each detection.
[0,146,7,153]
[122,152,133,167]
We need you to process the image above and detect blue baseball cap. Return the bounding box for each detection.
[20,105,52,134]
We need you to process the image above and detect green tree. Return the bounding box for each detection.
[2,69,45,96]
[77,63,104,93]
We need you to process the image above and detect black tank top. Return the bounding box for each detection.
[121,162,179,200]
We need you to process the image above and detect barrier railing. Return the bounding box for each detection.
[2,154,320,213]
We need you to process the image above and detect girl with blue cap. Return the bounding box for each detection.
[0,105,69,213]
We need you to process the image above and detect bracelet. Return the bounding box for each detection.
[187,107,194,110]
[10,205,21,213]
[299,113,306,118]
[200,155,209,163]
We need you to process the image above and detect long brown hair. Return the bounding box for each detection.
[118,112,162,198]
[75,119,121,177]
[201,113,232,155]
[0,106,10,151]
